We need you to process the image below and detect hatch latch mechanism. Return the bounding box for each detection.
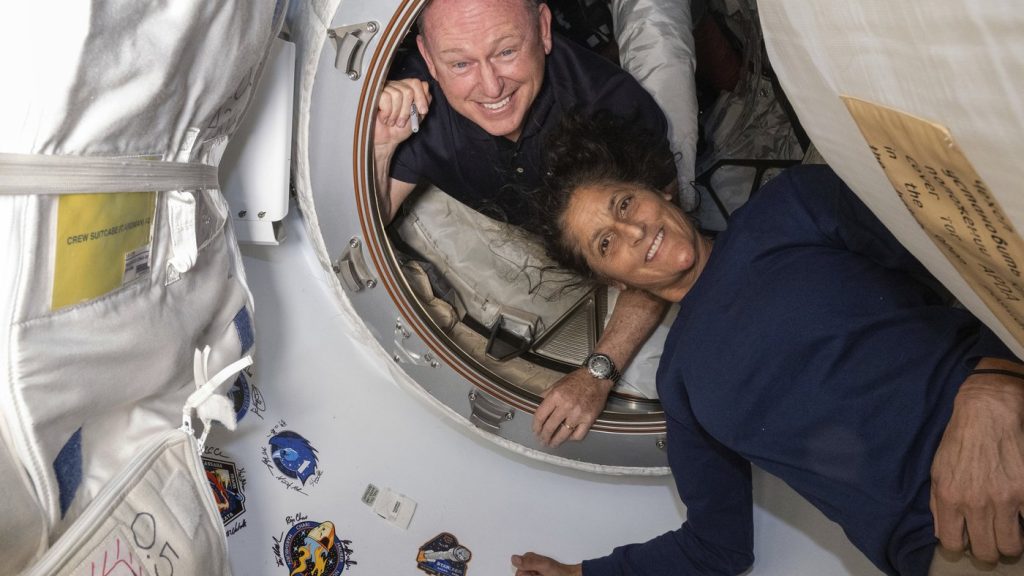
[468,389,515,433]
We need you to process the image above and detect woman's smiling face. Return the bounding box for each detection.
[561,181,705,300]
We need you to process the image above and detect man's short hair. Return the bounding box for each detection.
[416,0,542,38]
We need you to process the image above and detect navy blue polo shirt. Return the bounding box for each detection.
[388,34,671,227]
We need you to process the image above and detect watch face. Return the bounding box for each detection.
[588,354,612,378]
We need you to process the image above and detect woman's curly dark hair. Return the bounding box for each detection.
[523,108,678,282]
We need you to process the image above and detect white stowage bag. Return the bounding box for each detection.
[0,1,286,573]
[21,430,233,576]
[397,186,593,335]
[610,0,699,209]
[759,1,1024,358]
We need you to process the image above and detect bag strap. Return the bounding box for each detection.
[182,346,253,454]
[0,152,219,195]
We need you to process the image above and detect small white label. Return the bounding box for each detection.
[123,245,151,284]
[363,484,416,530]
[361,484,380,506]
[176,127,202,163]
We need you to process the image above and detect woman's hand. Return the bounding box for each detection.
[930,358,1024,563]
[511,553,582,576]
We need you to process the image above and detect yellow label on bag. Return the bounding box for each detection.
[52,192,157,310]
[843,96,1024,346]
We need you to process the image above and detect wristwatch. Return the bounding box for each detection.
[584,352,621,384]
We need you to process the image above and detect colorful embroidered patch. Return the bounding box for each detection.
[417,532,472,576]
[275,517,356,575]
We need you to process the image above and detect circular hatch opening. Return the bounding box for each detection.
[307,0,669,469]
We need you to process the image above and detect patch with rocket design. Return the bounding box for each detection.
[274,516,356,576]
[417,532,472,576]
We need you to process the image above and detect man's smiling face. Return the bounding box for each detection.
[417,0,552,141]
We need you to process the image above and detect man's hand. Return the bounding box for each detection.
[374,79,431,148]
[373,79,431,222]
[533,368,613,447]
[511,553,582,576]
[930,358,1024,563]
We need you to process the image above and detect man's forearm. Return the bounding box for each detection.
[595,288,670,370]
[373,143,398,223]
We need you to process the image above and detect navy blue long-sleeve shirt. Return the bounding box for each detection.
[583,165,1018,576]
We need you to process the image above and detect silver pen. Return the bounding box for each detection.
[410,104,420,134]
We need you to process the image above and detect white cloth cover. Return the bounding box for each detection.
[0,414,45,574]
[610,0,700,209]
[760,0,1024,358]
[397,186,592,335]
[0,0,285,571]
[22,429,231,576]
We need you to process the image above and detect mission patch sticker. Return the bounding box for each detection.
[202,451,247,533]
[417,532,472,576]
[261,421,322,494]
[273,515,356,575]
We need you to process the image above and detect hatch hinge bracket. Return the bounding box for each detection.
[333,236,378,293]
[327,21,379,80]
[392,319,439,368]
